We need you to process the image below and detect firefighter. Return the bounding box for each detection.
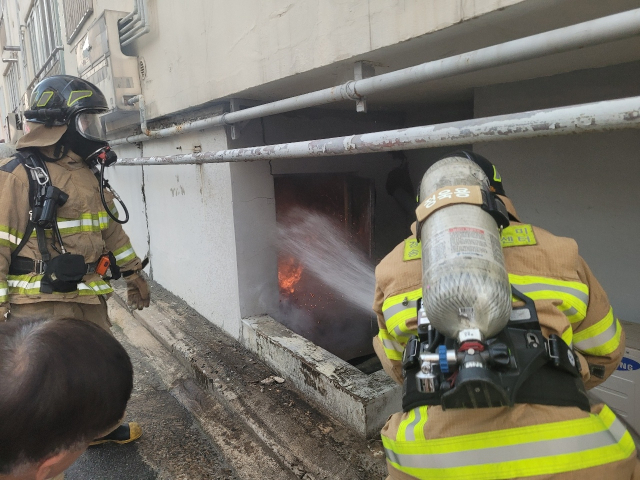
[373,151,639,479]
[0,75,148,445]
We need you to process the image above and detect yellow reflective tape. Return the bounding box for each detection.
[414,406,429,442]
[382,289,423,314]
[397,409,416,442]
[585,321,622,356]
[561,327,573,347]
[493,165,502,183]
[378,329,404,360]
[501,224,537,247]
[397,407,430,442]
[387,308,418,339]
[382,405,634,480]
[37,91,54,107]
[0,281,8,302]
[573,308,614,344]
[509,274,588,323]
[67,90,93,107]
[403,239,422,261]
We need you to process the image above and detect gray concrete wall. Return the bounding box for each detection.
[474,61,640,323]
[112,126,244,337]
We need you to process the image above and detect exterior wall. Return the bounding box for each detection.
[112,127,244,336]
[124,0,525,119]
[474,61,640,323]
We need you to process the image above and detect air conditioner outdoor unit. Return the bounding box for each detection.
[75,10,141,130]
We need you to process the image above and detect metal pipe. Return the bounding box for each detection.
[121,25,150,47]
[118,1,138,26]
[126,94,148,134]
[120,0,148,46]
[119,12,141,36]
[110,8,640,146]
[115,96,640,166]
[121,22,144,42]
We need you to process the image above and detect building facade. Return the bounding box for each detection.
[1,0,639,434]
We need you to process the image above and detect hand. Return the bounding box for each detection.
[125,273,150,310]
[0,303,9,321]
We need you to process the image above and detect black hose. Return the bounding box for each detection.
[100,161,129,224]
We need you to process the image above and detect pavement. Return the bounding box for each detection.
[66,280,388,479]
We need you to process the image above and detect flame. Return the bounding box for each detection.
[279,256,304,295]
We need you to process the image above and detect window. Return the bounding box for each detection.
[62,0,92,44]
[26,0,62,80]
[5,62,20,112]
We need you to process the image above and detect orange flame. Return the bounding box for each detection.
[279,256,304,295]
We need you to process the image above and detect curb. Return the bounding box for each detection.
[110,284,388,480]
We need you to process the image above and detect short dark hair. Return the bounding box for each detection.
[0,318,133,473]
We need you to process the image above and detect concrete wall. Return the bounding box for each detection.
[112,125,244,336]
[123,0,524,119]
[474,61,640,323]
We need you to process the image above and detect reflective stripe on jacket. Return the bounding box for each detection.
[0,149,141,304]
[382,404,637,480]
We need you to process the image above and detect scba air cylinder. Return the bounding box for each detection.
[418,156,511,340]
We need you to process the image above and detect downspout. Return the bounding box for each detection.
[110,8,640,147]
[116,96,640,166]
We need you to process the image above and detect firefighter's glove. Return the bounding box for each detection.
[125,273,150,310]
[0,303,8,321]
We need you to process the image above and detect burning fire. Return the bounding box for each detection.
[279,256,304,295]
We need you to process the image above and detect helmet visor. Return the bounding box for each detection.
[75,112,107,142]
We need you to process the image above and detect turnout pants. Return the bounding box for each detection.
[7,296,112,334]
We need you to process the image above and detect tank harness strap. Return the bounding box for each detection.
[402,286,590,413]
[10,151,52,263]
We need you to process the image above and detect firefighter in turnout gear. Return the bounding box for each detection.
[0,75,148,445]
[373,151,639,479]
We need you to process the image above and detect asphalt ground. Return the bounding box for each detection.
[65,322,239,480]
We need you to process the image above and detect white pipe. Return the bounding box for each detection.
[115,96,640,166]
[110,8,640,147]
[119,13,141,36]
[118,1,138,26]
[119,0,148,44]
[121,22,145,42]
[121,25,150,47]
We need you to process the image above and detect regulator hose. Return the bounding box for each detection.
[100,161,130,224]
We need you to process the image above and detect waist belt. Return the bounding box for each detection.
[9,255,100,276]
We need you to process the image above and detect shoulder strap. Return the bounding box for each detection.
[12,150,53,263]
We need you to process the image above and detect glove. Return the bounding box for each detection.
[0,303,8,321]
[125,273,150,310]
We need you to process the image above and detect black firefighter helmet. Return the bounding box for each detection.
[19,75,110,150]
[25,75,108,127]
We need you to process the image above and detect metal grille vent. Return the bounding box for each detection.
[62,0,93,43]
[139,58,146,80]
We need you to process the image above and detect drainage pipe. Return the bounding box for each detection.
[118,2,138,27]
[110,8,640,147]
[119,0,149,47]
[116,96,640,166]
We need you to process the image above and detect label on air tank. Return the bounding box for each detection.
[427,227,502,265]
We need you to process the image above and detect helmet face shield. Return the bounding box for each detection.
[75,112,107,142]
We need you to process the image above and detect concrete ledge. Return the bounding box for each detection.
[110,283,388,479]
[241,315,401,437]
